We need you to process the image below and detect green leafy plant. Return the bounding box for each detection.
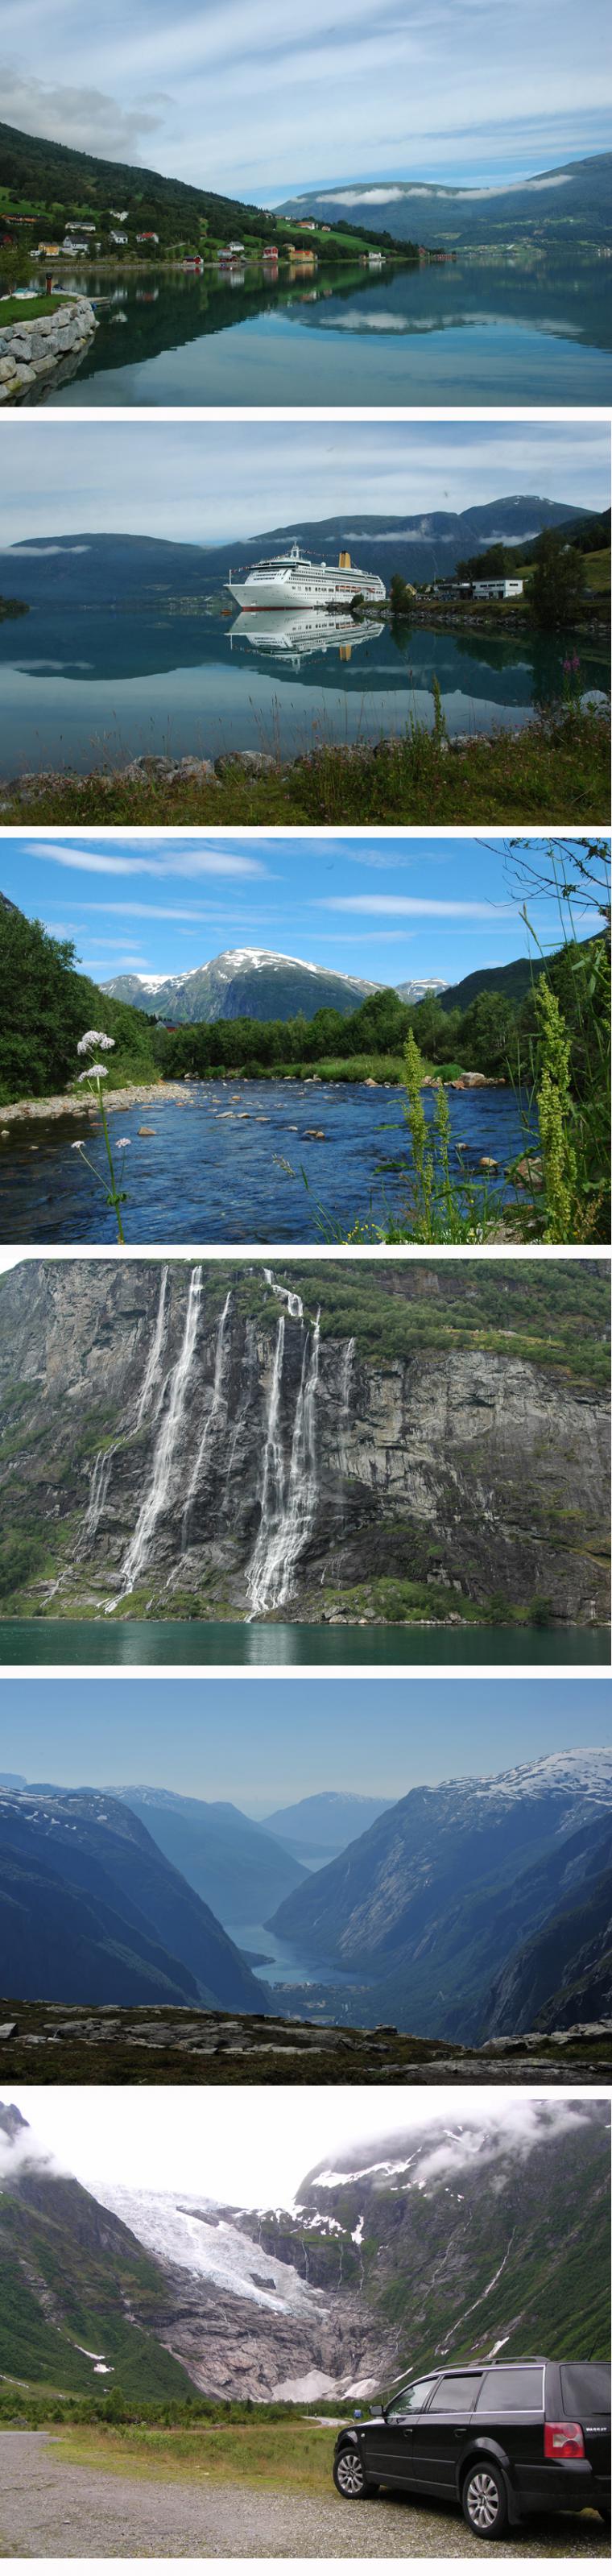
[71,1030,130,1243]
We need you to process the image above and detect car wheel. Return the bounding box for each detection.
[461,2463,509,2540]
[333,2449,377,2500]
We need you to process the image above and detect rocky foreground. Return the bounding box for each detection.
[1,2000,610,2083]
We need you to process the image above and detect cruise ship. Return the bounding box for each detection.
[225,542,386,611]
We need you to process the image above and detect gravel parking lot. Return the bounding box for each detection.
[0,2433,607,2558]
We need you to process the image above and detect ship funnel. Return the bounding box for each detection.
[339,550,351,569]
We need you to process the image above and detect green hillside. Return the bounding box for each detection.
[0,118,409,259]
[0,902,159,1102]
[0,2153,196,2400]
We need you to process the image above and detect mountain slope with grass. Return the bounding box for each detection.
[0,2104,198,2399]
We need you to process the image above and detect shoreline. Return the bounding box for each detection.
[0,1080,192,1127]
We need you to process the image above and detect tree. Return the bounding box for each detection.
[531,532,585,628]
[459,989,517,1075]
[389,573,412,618]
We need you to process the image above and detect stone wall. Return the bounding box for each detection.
[0,298,97,403]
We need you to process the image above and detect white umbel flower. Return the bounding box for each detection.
[76,1029,116,1055]
[116,1136,131,1147]
[77,1065,109,1081]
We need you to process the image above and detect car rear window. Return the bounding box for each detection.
[476,2368,543,2410]
[560,2366,611,2416]
[428,2375,482,2411]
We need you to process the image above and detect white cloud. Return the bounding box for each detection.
[322,896,516,917]
[26,842,270,881]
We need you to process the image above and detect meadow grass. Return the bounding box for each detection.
[2,706,608,825]
[54,2421,333,2494]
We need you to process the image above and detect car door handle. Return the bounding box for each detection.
[453,2425,468,2435]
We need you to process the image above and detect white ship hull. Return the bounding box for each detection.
[229,577,383,609]
[229,609,383,661]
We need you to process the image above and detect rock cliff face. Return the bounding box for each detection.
[0,1260,608,1623]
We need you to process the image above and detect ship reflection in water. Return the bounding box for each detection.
[228,609,385,668]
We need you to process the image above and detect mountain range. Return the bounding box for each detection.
[277,151,612,249]
[269,1751,612,2039]
[101,949,447,1024]
[261,1792,393,1867]
[0,2099,609,2404]
[109,1786,308,1924]
[4,495,590,599]
[0,1787,268,2010]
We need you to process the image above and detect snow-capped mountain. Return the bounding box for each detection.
[101,947,449,1026]
[101,948,386,1025]
[89,2183,321,2317]
[270,1751,612,2040]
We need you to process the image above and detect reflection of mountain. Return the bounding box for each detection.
[297,255,612,358]
[50,265,374,384]
[229,609,383,666]
[0,606,605,709]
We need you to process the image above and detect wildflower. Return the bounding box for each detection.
[70,1139,85,1152]
[77,1064,109,1082]
[76,1030,116,1055]
[115,1137,131,1148]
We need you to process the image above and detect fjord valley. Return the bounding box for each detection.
[0,1259,608,1668]
[1,1749,612,2069]
[2,125,610,403]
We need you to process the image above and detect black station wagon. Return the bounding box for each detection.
[333,2357,611,2539]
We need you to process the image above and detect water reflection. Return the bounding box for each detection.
[228,609,384,665]
[28,251,612,407]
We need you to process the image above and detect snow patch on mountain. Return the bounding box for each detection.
[92,2183,325,2318]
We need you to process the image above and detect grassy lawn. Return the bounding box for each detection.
[0,295,79,323]
[583,550,612,596]
[55,2421,333,2494]
[1,709,608,823]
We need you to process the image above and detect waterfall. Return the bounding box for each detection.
[137,1263,169,1424]
[246,1316,286,1615]
[182,1288,232,1547]
[84,1447,116,1544]
[246,1312,320,1616]
[120,1265,202,1594]
[263,1267,304,1321]
[341,1337,355,1414]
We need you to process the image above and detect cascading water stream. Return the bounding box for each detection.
[83,1447,117,1545]
[118,1265,203,1595]
[246,1316,286,1616]
[263,1268,304,1321]
[182,1288,232,1548]
[341,1337,355,1413]
[137,1263,169,1424]
[246,1310,320,1615]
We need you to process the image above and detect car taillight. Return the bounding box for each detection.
[544,2421,585,2460]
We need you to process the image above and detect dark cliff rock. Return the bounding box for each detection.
[0,1259,608,1626]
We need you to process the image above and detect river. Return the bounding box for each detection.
[0,606,603,779]
[23,254,612,407]
[0,1078,537,1245]
[0,1623,607,1666]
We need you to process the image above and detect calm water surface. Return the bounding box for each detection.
[31,256,612,407]
[1,1078,536,1244]
[0,1623,608,1667]
[0,606,604,779]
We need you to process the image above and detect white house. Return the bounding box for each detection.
[136,232,159,245]
[110,231,128,246]
[473,577,523,601]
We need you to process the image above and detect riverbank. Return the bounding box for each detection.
[2,704,608,822]
[0,1080,189,1127]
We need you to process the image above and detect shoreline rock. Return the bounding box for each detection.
[0,298,97,403]
[0,1080,192,1127]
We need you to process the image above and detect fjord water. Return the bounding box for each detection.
[1,1079,536,1244]
[0,602,605,779]
[35,255,612,406]
[0,1622,608,1666]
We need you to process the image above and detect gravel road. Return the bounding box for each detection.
[0,2433,607,2559]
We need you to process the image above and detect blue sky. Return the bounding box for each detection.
[0,1677,609,1808]
[1,0,610,198]
[2,833,606,986]
[0,420,606,555]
